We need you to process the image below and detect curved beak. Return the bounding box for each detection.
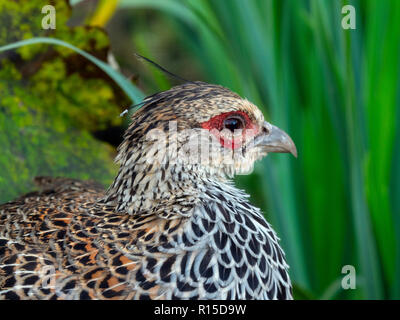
[256,121,297,158]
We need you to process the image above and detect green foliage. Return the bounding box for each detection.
[119,0,400,299]
[0,0,129,131]
[0,0,139,203]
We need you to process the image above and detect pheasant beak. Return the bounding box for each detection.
[256,121,298,158]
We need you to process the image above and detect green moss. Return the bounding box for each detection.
[0,0,128,203]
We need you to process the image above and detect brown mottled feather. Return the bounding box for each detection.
[0,178,183,299]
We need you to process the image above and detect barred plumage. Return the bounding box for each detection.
[0,82,296,299]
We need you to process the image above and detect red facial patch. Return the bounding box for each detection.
[200,111,259,149]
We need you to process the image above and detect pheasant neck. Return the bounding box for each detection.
[104,154,231,216]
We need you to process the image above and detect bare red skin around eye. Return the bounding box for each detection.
[200,111,259,150]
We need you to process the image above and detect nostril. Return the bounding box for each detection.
[262,121,272,135]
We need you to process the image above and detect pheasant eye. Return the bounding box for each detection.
[223,116,245,132]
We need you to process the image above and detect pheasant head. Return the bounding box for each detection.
[106,81,297,215]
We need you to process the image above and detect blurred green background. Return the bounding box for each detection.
[0,0,399,299]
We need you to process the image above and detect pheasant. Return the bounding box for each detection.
[0,81,297,300]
